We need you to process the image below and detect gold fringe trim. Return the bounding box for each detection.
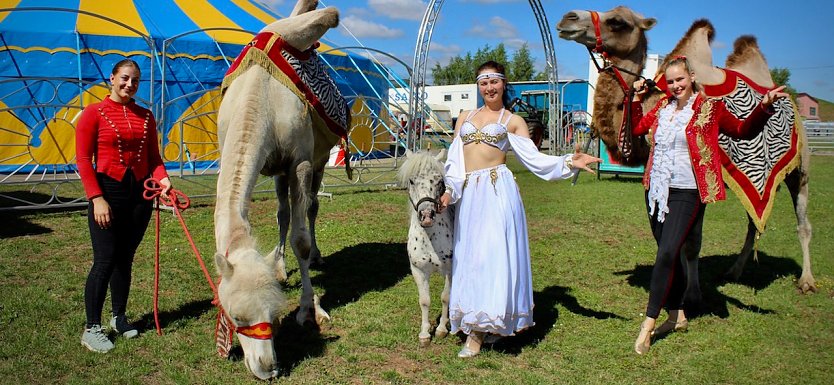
[221,43,331,134]
[721,101,803,233]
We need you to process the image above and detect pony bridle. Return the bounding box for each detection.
[409,181,445,213]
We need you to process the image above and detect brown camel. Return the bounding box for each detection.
[557,7,816,300]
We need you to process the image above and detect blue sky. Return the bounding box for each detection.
[262,0,834,101]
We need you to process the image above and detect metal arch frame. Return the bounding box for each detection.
[320,46,413,78]
[160,27,257,116]
[410,0,560,154]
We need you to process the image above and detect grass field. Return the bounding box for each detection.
[1,155,832,385]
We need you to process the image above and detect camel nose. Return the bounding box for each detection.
[563,11,579,21]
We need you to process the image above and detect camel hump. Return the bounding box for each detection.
[725,35,773,87]
[726,35,763,67]
[686,19,715,43]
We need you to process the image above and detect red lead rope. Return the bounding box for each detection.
[142,179,221,335]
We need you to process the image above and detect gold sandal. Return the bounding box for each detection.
[634,321,652,355]
[652,319,689,336]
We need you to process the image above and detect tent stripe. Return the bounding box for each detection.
[0,45,235,61]
[210,0,273,29]
[0,1,24,24]
[230,0,279,25]
[173,0,246,44]
[77,0,149,37]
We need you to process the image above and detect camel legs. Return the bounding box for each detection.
[724,168,816,293]
[308,168,325,266]
[725,217,757,281]
[289,161,330,326]
[786,168,816,293]
[269,167,325,282]
[268,175,291,282]
[410,265,433,347]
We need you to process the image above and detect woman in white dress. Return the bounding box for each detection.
[438,61,601,358]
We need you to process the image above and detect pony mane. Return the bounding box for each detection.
[396,151,444,187]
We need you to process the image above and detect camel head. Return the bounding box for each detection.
[215,247,285,380]
[398,150,447,228]
[261,5,339,54]
[557,7,656,58]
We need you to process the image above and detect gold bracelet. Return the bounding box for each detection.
[566,158,574,169]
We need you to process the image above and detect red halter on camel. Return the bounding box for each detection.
[585,10,662,162]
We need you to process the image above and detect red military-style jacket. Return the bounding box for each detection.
[630,93,773,203]
[76,97,168,199]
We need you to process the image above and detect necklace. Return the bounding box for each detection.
[98,104,150,166]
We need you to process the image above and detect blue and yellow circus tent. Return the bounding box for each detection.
[0,0,388,175]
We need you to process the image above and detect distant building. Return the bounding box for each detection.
[389,80,591,132]
[796,93,820,121]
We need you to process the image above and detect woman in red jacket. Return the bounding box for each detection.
[630,56,787,355]
[76,59,172,353]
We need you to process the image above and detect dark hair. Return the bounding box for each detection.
[111,59,140,76]
[476,60,512,108]
[666,56,699,93]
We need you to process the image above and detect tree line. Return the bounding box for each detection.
[430,43,546,85]
[430,43,797,96]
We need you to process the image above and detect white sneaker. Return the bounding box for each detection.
[81,325,114,353]
[110,315,139,339]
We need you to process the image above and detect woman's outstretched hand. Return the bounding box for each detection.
[762,85,789,109]
[571,143,602,174]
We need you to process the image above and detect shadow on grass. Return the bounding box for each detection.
[615,252,799,319]
[0,197,85,238]
[312,242,410,310]
[273,242,410,375]
[490,285,625,355]
[135,298,215,332]
[0,212,53,238]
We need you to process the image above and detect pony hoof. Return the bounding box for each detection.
[435,329,448,339]
[419,338,431,348]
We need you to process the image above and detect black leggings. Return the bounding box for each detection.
[84,172,152,327]
[645,188,705,319]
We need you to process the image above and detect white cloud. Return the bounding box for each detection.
[369,0,427,21]
[426,41,463,67]
[429,41,462,55]
[504,38,529,50]
[340,15,404,38]
[468,16,518,39]
[346,7,372,18]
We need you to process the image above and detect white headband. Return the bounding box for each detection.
[476,72,505,82]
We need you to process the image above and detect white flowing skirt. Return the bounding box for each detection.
[449,164,534,336]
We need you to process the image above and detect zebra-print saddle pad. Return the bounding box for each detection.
[706,69,801,232]
[222,32,348,140]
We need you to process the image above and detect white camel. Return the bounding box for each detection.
[213,0,349,379]
[557,7,815,297]
[397,150,453,347]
